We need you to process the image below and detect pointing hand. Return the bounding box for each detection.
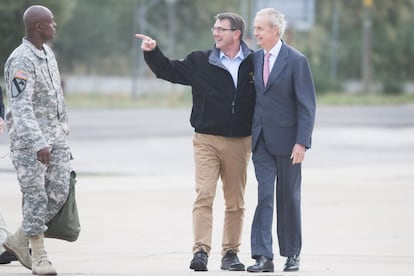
[135,34,157,51]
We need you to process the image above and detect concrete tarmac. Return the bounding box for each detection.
[1,106,414,275]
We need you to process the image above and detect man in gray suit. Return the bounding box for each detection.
[247,8,316,273]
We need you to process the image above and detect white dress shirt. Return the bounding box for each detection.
[264,39,283,73]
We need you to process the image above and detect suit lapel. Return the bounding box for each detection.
[254,50,265,91]
[266,43,288,91]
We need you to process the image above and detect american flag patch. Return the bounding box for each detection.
[14,70,28,80]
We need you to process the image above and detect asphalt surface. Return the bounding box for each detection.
[1,105,414,275]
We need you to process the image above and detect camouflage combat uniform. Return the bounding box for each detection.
[4,38,71,237]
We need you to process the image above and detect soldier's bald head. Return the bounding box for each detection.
[23,5,53,32]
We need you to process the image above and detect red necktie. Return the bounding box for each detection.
[263,52,271,86]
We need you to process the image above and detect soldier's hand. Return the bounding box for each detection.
[37,147,51,166]
[135,34,157,51]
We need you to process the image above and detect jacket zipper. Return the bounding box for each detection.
[232,71,238,115]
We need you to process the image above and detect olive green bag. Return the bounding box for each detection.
[45,170,80,242]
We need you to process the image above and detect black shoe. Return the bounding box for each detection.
[220,250,245,271]
[189,250,208,271]
[246,255,274,273]
[283,255,300,271]
[0,250,18,264]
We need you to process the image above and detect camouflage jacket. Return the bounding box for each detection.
[4,38,69,151]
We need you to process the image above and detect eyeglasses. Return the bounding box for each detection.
[211,27,237,33]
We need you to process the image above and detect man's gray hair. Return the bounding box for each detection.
[256,8,287,37]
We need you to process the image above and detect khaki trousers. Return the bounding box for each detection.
[192,133,251,256]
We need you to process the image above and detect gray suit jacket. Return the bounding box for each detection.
[252,42,316,155]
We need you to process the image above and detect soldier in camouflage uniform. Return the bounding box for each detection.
[3,5,71,275]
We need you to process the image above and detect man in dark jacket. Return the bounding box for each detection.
[136,12,255,272]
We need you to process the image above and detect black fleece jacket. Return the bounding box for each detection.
[143,41,255,137]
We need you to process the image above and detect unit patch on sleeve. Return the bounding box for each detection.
[11,70,29,97]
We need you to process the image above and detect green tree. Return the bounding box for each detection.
[55,0,136,74]
[55,0,241,74]
[5,0,413,95]
[295,0,414,93]
[371,0,414,94]
[0,0,73,76]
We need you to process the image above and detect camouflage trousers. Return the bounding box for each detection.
[11,146,71,236]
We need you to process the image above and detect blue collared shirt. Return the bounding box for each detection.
[220,47,244,88]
